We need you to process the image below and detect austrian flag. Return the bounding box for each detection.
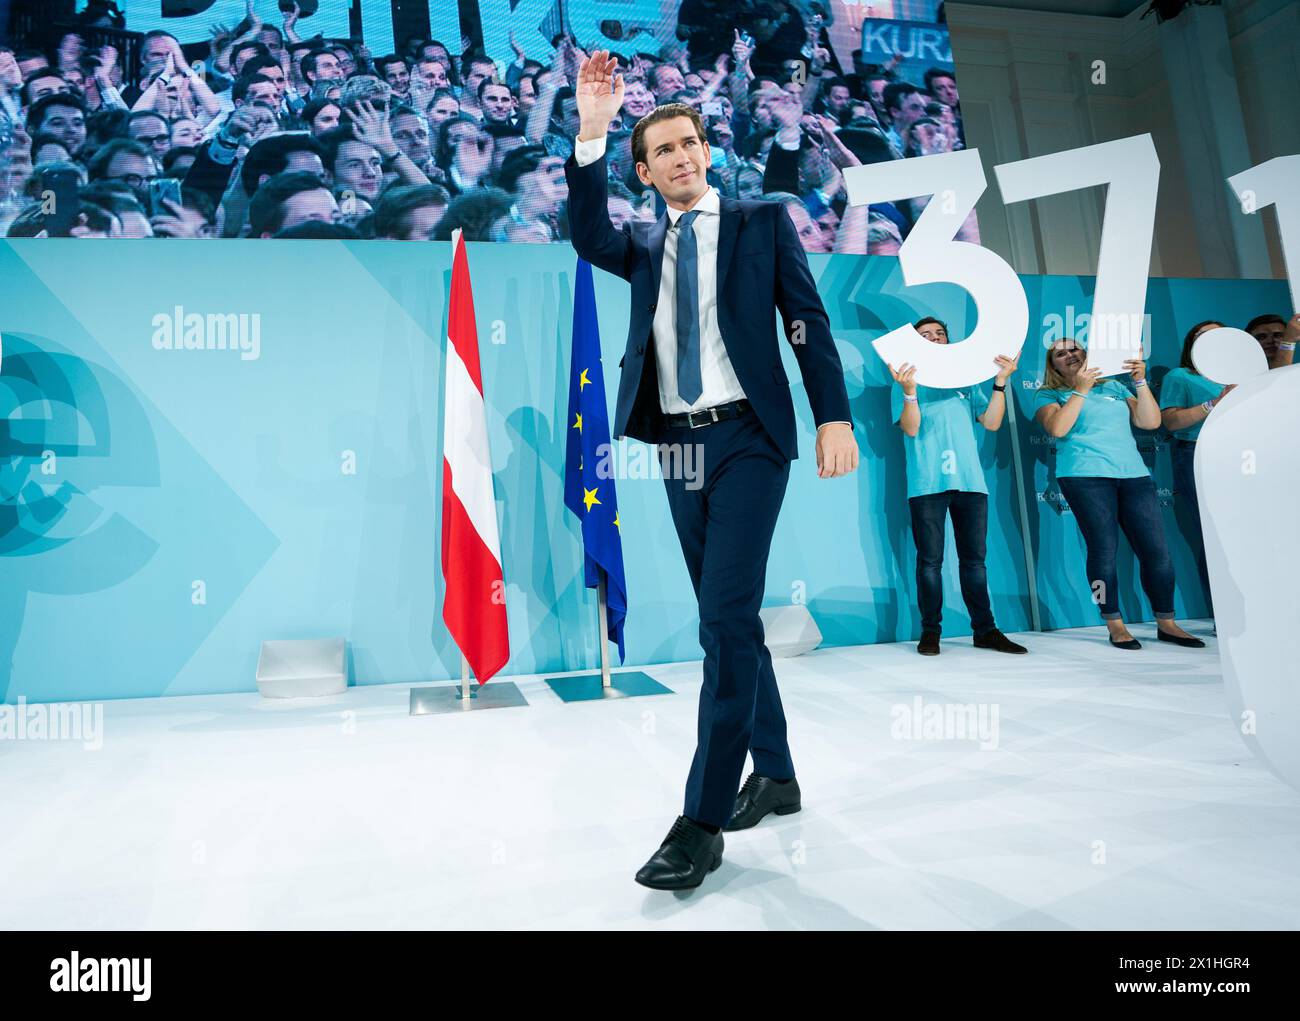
[440,228,510,683]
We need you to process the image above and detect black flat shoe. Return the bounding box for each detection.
[1157,629,1206,648]
[724,773,802,832]
[973,628,1028,654]
[634,815,723,890]
[1109,634,1142,650]
[918,631,940,656]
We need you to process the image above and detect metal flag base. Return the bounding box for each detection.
[409,653,528,715]
[409,681,529,715]
[543,670,672,703]
[545,577,673,702]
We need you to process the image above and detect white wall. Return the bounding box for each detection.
[947,0,1300,281]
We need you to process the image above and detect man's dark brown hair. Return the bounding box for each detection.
[630,102,706,169]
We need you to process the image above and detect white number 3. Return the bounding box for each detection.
[843,148,1029,390]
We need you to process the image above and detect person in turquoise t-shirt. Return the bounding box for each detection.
[1034,337,1204,652]
[888,316,1028,657]
[1159,319,1236,616]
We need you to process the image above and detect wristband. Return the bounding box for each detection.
[1201,400,1215,414]
[992,383,1006,392]
[1280,342,1296,351]
[903,393,918,403]
[1070,390,1088,399]
[210,130,242,164]
[208,136,239,165]
[1132,378,1148,388]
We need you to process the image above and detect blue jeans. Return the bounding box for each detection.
[1171,440,1213,615]
[1056,475,1175,620]
[907,490,996,636]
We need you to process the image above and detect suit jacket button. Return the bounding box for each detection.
[648,303,656,312]
[636,345,645,354]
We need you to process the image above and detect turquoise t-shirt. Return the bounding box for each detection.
[1159,367,1222,441]
[1035,380,1149,479]
[891,383,992,499]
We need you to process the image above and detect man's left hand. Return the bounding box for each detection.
[816,422,859,479]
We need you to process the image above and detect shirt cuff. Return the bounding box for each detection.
[574,134,606,166]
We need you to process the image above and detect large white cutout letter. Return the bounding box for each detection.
[994,135,1160,377]
[841,150,1030,389]
[1227,156,1300,310]
[1198,155,1300,791]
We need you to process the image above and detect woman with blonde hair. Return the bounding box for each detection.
[1034,338,1204,650]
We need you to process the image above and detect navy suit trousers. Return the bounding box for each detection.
[660,409,796,828]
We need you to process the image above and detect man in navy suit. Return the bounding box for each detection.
[566,51,859,890]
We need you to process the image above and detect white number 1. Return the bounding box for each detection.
[1227,156,1300,310]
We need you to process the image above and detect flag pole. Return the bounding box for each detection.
[546,566,671,702]
[461,652,471,700]
[596,575,612,688]
[540,257,672,703]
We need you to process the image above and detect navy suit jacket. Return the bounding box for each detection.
[564,151,851,461]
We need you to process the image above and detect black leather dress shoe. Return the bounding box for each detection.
[973,628,1028,654]
[634,815,724,890]
[724,773,802,831]
[918,631,941,656]
[1157,629,1206,648]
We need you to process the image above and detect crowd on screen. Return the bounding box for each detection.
[0,1,967,246]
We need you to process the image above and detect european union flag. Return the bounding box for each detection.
[563,258,628,661]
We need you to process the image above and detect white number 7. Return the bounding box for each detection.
[994,134,1160,376]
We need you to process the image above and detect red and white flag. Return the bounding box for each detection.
[441,228,509,683]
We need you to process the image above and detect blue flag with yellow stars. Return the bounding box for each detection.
[563,258,628,662]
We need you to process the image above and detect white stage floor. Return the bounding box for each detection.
[3,621,1297,930]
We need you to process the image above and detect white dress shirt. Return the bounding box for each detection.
[575,134,745,413]
[574,134,850,435]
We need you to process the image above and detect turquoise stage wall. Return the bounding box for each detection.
[0,240,1289,702]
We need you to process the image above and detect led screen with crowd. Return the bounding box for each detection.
[0,0,971,250]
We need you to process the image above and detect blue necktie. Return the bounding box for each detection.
[674,209,703,406]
